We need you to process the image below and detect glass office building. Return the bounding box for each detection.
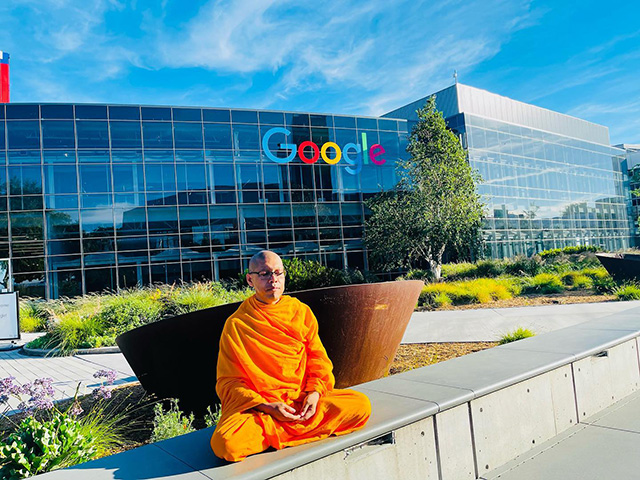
[386,84,634,259]
[0,103,406,298]
[0,83,635,298]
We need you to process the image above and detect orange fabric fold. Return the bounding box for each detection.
[211,295,371,462]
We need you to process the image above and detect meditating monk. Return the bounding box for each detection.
[211,250,371,462]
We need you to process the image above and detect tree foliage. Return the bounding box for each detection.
[365,96,484,279]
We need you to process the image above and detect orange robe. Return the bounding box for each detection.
[211,294,371,462]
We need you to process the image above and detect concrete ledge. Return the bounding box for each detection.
[36,305,640,479]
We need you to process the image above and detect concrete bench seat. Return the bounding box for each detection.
[37,304,640,480]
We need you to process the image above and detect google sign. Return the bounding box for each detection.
[262,127,386,175]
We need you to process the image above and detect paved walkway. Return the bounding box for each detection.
[401,299,640,343]
[1,300,639,408]
[0,335,135,412]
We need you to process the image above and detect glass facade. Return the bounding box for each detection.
[1,84,635,298]
[386,84,635,258]
[0,103,406,298]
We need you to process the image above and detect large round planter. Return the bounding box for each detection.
[596,253,640,282]
[116,280,423,415]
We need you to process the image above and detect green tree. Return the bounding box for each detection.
[365,96,484,280]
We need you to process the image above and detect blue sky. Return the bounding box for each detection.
[1,0,638,144]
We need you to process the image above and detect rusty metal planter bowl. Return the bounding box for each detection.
[596,253,640,282]
[116,280,423,415]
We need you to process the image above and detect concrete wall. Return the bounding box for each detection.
[272,318,640,480]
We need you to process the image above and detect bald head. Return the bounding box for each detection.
[248,250,282,272]
[246,250,286,304]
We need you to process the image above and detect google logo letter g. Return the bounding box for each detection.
[262,127,386,176]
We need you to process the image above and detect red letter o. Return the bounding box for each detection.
[298,141,320,164]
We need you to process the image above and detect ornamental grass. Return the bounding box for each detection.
[419,278,520,308]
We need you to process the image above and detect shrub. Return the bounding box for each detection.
[100,289,165,334]
[151,399,195,443]
[580,267,607,279]
[0,414,98,478]
[539,245,602,259]
[167,282,252,315]
[19,299,48,333]
[504,256,542,277]
[399,269,434,282]
[441,263,477,280]
[281,258,368,292]
[419,278,520,308]
[0,373,123,479]
[592,275,617,294]
[560,271,593,289]
[475,259,506,278]
[522,273,564,294]
[498,327,535,344]
[204,404,222,428]
[615,284,640,301]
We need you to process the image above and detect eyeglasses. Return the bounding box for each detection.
[248,270,287,279]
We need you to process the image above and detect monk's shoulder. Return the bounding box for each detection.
[222,299,252,329]
[284,296,313,315]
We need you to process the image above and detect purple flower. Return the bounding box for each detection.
[69,401,83,416]
[92,386,112,401]
[93,370,117,385]
[0,377,21,397]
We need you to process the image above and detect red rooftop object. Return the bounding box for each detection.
[0,51,9,103]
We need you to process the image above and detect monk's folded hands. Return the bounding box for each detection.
[255,401,302,422]
[299,391,320,421]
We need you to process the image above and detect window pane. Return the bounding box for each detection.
[147,206,179,234]
[174,122,203,149]
[11,212,44,240]
[9,165,42,195]
[0,122,4,150]
[46,209,80,239]
[259,112,284,125]
[203,109,230,122]
[81,208,114,237]
[75,105,107,120]
[176,163,207,191]
[76,121,109,148]
[41,105,73,119]
[44,165,77,194]
[80,164,112,193]
[173,108,201,121]
[145,163,176,191]
[7,121,40,149]
[41,120,75,148]
[334,116,356,128]
[7,151,40,164]
[209,164,235,190]
[141,107,171,121]
[143,122,173,148]
[112,150,142,163]
[232,124,259,150]
[78,150,110,163]
[204,123,232,149]
[43,150,75,164]
[231,110,258,124]
[209,205,238,231]
[110,121,142,148]
[113,164,144,192]
[6,105,39,119]
[109,106,140,120]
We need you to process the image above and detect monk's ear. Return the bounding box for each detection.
[246,273,254,287]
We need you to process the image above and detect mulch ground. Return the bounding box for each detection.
[388,342,497,374]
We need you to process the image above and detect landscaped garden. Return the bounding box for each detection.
[17,246,640,355]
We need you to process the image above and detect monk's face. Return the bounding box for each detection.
[246,253,286,304]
